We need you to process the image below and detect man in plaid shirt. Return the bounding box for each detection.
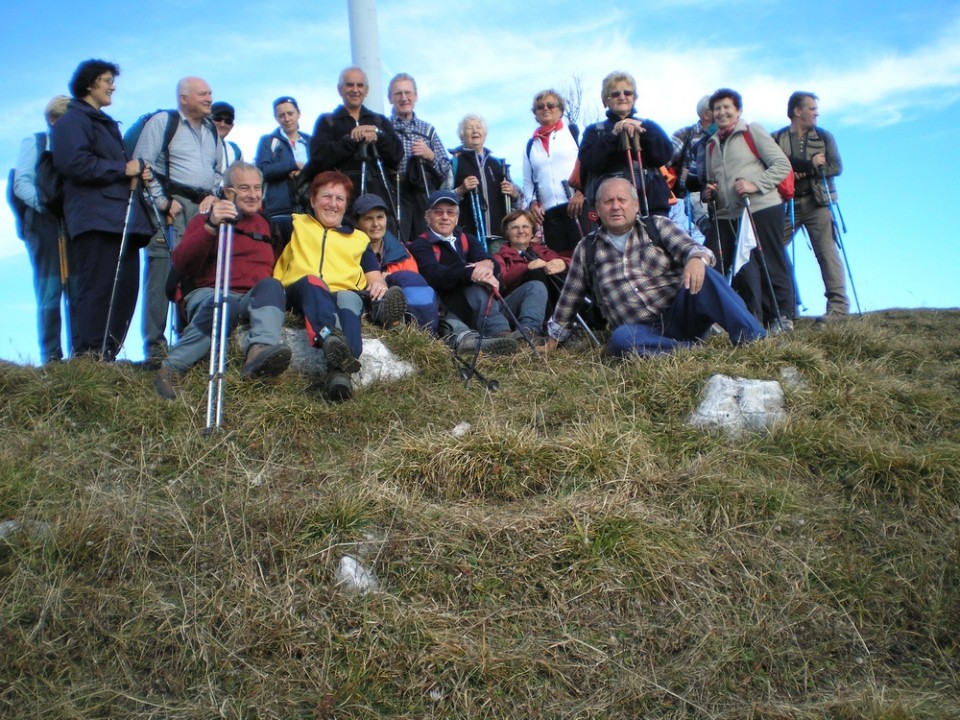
[544,178,765,356]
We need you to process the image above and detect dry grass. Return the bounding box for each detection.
[1,309,958,718]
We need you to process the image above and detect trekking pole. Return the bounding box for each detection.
[820,168,861,315]
[469,188,488,252]
[630,132,651,218]
[490,286,544,358]
[518,246,600,348]
[359,142,369,195]
[742,195,784,333]
[101,167,142,360]
[619,130,639,189]
[708,200,726,279]
[368,141,404,244]
[561,180,587,241]
[463,290,495,388]
[203,209,235,437]
[417,157,432,198]
[452,351,499,391]
[502,160,513,214]
[56,221,73,358]
[164,223,179,346]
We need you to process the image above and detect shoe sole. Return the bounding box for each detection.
[323,335,361,373]
[380,287,407,329]
[242,345,292,379]
[479,336,517,356]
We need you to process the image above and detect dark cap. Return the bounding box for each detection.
[426,189,459,209]
[211,101,235,121]
[354,193,389,217]
[273,96,299,111]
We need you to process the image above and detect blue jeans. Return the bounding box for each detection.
[607,266,765,358]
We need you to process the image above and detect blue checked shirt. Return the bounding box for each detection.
[391,113,451,180]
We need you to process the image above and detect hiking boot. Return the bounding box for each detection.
[322,332,361,373]
[375,286,407,329]
[154,365,183,400]
[767,316,794,336]
[143,342,168,371]
[815,311,848,325]
[324,370,353,402]
[242,342,292,379]
[455,331,517,356]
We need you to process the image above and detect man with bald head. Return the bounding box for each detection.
[133,76,224,365]
[543,177,764,357]
[304,67,403,226]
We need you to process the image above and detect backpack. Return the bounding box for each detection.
[431,232,470,263]
[741,124,795,201]
[35,136,65,217]
[123,109,218,174]
[6,132,44,239]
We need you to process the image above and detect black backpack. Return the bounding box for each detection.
[7,132,63,239]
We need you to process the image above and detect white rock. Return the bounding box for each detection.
[451,421,472,438]
[688,374,786,435]
[336,555,380,594]
[241,328,416,387]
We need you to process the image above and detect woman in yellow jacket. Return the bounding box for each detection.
[274,170,389,401]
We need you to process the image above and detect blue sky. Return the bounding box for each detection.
[2,0,958,364]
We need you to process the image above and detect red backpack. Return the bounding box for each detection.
[742,124,795,201]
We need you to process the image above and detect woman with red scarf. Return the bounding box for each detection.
[522,89,584,259]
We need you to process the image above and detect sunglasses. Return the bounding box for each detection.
[535,102,559,111]
[214,116,234,125]
[608,90,635,99]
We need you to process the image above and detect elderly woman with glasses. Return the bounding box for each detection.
[495,209,568,316]
[522,89,585,259]
[578,70,673,216]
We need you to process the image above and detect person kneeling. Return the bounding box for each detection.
[155,162,291,399]
[542,177,765,357]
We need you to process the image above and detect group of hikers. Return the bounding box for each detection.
[11,58,852,403]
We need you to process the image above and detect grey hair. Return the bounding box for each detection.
[388,72,417,97]
[225,161,263,188]
[458,114,488,143]
[45,95,70,125]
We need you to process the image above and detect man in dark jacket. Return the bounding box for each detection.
[304,67,403,219]
[409,190,530,355]
[155,162,291,399]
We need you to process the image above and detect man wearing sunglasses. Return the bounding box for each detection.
[578,71,673,216]
[211,101,242,172]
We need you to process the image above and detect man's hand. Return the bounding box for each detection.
[536,336,559,355]
[702,182,717,202]
[198,195,217,214]
[350,125,379,143]
[410,139,435,162]
[208,198,238,226]
[682,256,707,294]
[811,152,827,168]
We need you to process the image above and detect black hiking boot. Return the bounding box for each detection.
[154,365,184,400]
[324,370,353,402]
[321,332,361,373]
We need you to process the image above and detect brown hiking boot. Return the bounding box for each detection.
[154,366,183,400]
[242,342,292,379]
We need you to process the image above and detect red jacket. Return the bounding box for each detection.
[173,212,277,294]
[494,242,568,294]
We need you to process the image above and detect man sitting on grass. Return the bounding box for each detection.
[155,162,291,398]
[543,177,765,357]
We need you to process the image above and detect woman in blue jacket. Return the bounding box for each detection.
[52,58,154,359]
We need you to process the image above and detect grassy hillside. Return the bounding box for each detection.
[1,310,958,719]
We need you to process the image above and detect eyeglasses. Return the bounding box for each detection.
[608,90,635,99]
[97,75,116,87]
[507,225,533,233]
[535,102,559,111]
[214,116,234,125]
